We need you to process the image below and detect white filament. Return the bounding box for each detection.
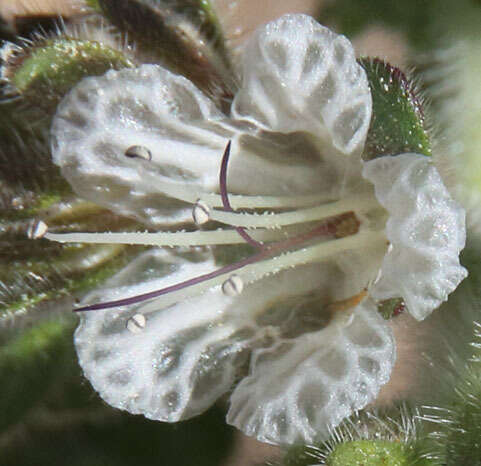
[136,230,384,316]
[45,192,376,247]
[45,228,281,247]
[209,194,377,229]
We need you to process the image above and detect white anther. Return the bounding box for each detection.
[27,220,48,239]
[192,199,210,225]
[126,314,146,334]
[222,274,244,297]
[124,145,152,161]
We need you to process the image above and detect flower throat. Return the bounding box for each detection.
[44,141,376,313]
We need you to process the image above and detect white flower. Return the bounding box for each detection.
[46,15,467,444]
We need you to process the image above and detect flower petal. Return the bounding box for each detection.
[52,63,344,225]
[75,249,351,423]
[51,65,230,225]
[232,14,372,156]
[226,301,395,445]
[363,153,468,320]
[75,248,255,421]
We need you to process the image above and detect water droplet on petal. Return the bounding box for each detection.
[126,314,146,333]
[222,274,243,296]
[124,145,152,161]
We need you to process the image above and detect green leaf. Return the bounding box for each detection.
[359,58,431,160]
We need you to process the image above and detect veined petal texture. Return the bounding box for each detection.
[75,248,359,429]
[51,65,229,225]
[51,62,348,225]
[363,153,467,320]
[233,14,372,156]
[227,301,395,444]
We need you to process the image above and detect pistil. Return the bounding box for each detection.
[73,220,376,313]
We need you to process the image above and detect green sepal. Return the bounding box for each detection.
[97,0,234,103]
[359,58,431,159]
[265,404,440,466]
[327,440,433,466]
[8,38,132,112]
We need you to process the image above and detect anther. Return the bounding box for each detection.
[222,274,244,296]
[333,212,361,238]
[27,220,48,239]
[124,145,152,161]
[325,289,368,314]
[192,199,210,225]
[126,313,146,333]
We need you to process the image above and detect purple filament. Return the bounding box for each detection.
[73,140,350,313]
[74,215,341,312]
[219,141,264,249]
[74,251,267,312]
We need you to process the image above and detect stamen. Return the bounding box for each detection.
[44,229,281,246]
[74,212,366,312]
[67,141,371,313]
[219,141,263,249]
[124,145,152,161]
[209,194,377,229]
[74,249,264,311]
[118,229,384,317]
[126,313,146,333]
[325,289,368,314]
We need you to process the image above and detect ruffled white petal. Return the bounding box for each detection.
[52,64,349,226]
[363,153,468,320]
[232,14,372,156]
[51,65,231,225]
[226,301,395,444]
[75,249,245,421]
[75,248,354,424]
